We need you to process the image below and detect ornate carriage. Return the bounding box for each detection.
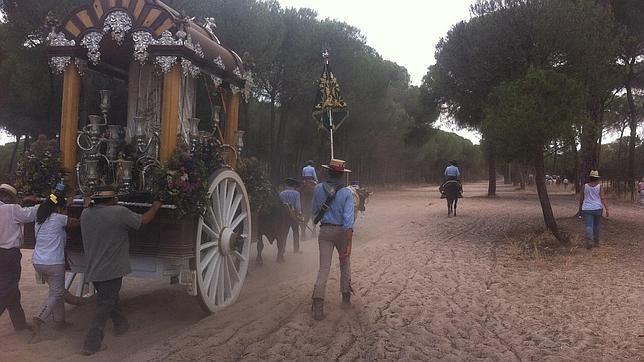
[23,0,254,313]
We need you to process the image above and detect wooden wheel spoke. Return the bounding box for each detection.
[225,182,237,223]
[224,257,233,294]
[200,248,218,272]
[207,206,221,232]
[233,250,246,263]
[65,273,77,290]
[230,211,247,230]
[200,241,218,251]
[204,254,220,296]
[216,261,225,305]
[228,194,243,225]
[219,180,228,224]
[202,223,217,240]
[227,255,241,282]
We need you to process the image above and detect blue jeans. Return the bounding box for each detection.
[582,209,602,245]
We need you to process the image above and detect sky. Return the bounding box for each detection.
[277,0,483,143]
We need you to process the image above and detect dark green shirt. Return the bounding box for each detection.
[80,205,142,282]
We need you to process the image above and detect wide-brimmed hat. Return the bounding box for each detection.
[91,185,117,199]
[0,184,17,197]
[322,159,352,173]
[284,177,300,187]
[589,170,600,178]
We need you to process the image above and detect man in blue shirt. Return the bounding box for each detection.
[440,160,463,198]
[311,159,355,320]
[302,160,318,183]
[278,178,302,260]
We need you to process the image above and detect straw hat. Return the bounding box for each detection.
[91,185,118,199]
[322,159,352,173]
[589,170,600,178]
[0,184,17,197]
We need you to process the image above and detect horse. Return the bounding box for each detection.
[254,200,298,265]
[298,179,316,238]
[442,180,460,217]
[347,185,371,221]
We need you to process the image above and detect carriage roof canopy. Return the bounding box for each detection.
[47,0,247,88]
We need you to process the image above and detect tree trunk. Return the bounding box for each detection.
[569,134,580,193]
[626,73,638,201]
[272,103,289,181]
[487,144,497,196]
[533,146,565,242]
[7,134,21,174]
[268,94,276,175]
[616,122,626,196]
[503,161,511,184]
[578,103,602,191]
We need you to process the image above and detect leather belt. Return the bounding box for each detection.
[320,223,342,227]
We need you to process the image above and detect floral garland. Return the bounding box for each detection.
[147,137,226,217]
[15,135,64,196]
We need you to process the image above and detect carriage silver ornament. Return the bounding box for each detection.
[107,125,123,140]
[181,58,200,78]
[105,139,119,160]
[133,116,150,153]
[188,117,201,149]
[115,160,134,194]
[213,56,226,70]
[86,115,105,142]
[132,31,155,64]
[81,31,103,65]
[84,159,100,188]
[99,90,112,122]
[103,10,132,46]
[47,30,76,74]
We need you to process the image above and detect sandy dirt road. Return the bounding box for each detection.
[1,182,643,361]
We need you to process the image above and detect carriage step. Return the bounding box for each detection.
[179,270,198,296]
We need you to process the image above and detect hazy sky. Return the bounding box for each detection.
[277,0,482,143]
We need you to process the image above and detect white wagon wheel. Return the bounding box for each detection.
[195,169,252,313]
[64,272,96,306]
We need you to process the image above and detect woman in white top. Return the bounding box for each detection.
[637,177,644,207]
[578,170,609,250]
[29,193,79,343]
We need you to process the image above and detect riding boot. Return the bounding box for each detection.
[312,298,325,320]
[341,293,351,309]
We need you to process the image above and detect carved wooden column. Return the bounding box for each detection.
[160,65,181,163]
[60,63,81,185]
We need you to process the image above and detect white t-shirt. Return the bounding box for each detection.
[32,213,68,265]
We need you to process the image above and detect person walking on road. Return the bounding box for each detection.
[0,183,38,333]
[29,191,80,343]
[80,186,162,355]
[278,178,303,259]
[579,171,609,250]
[311,159,354,321]
[302,160,318,183]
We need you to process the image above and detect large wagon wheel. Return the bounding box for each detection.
[64,272,96,306]
[195,169,252,313]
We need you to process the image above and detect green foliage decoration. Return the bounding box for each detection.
[236,157,280,217]
[15,135,63,196]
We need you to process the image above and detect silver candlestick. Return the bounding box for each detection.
[99,90,112,123]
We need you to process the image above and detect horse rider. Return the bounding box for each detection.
[302,160,318,183]
[440,160,463,198]
[278,178,303,260]
[311,159,355,320]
